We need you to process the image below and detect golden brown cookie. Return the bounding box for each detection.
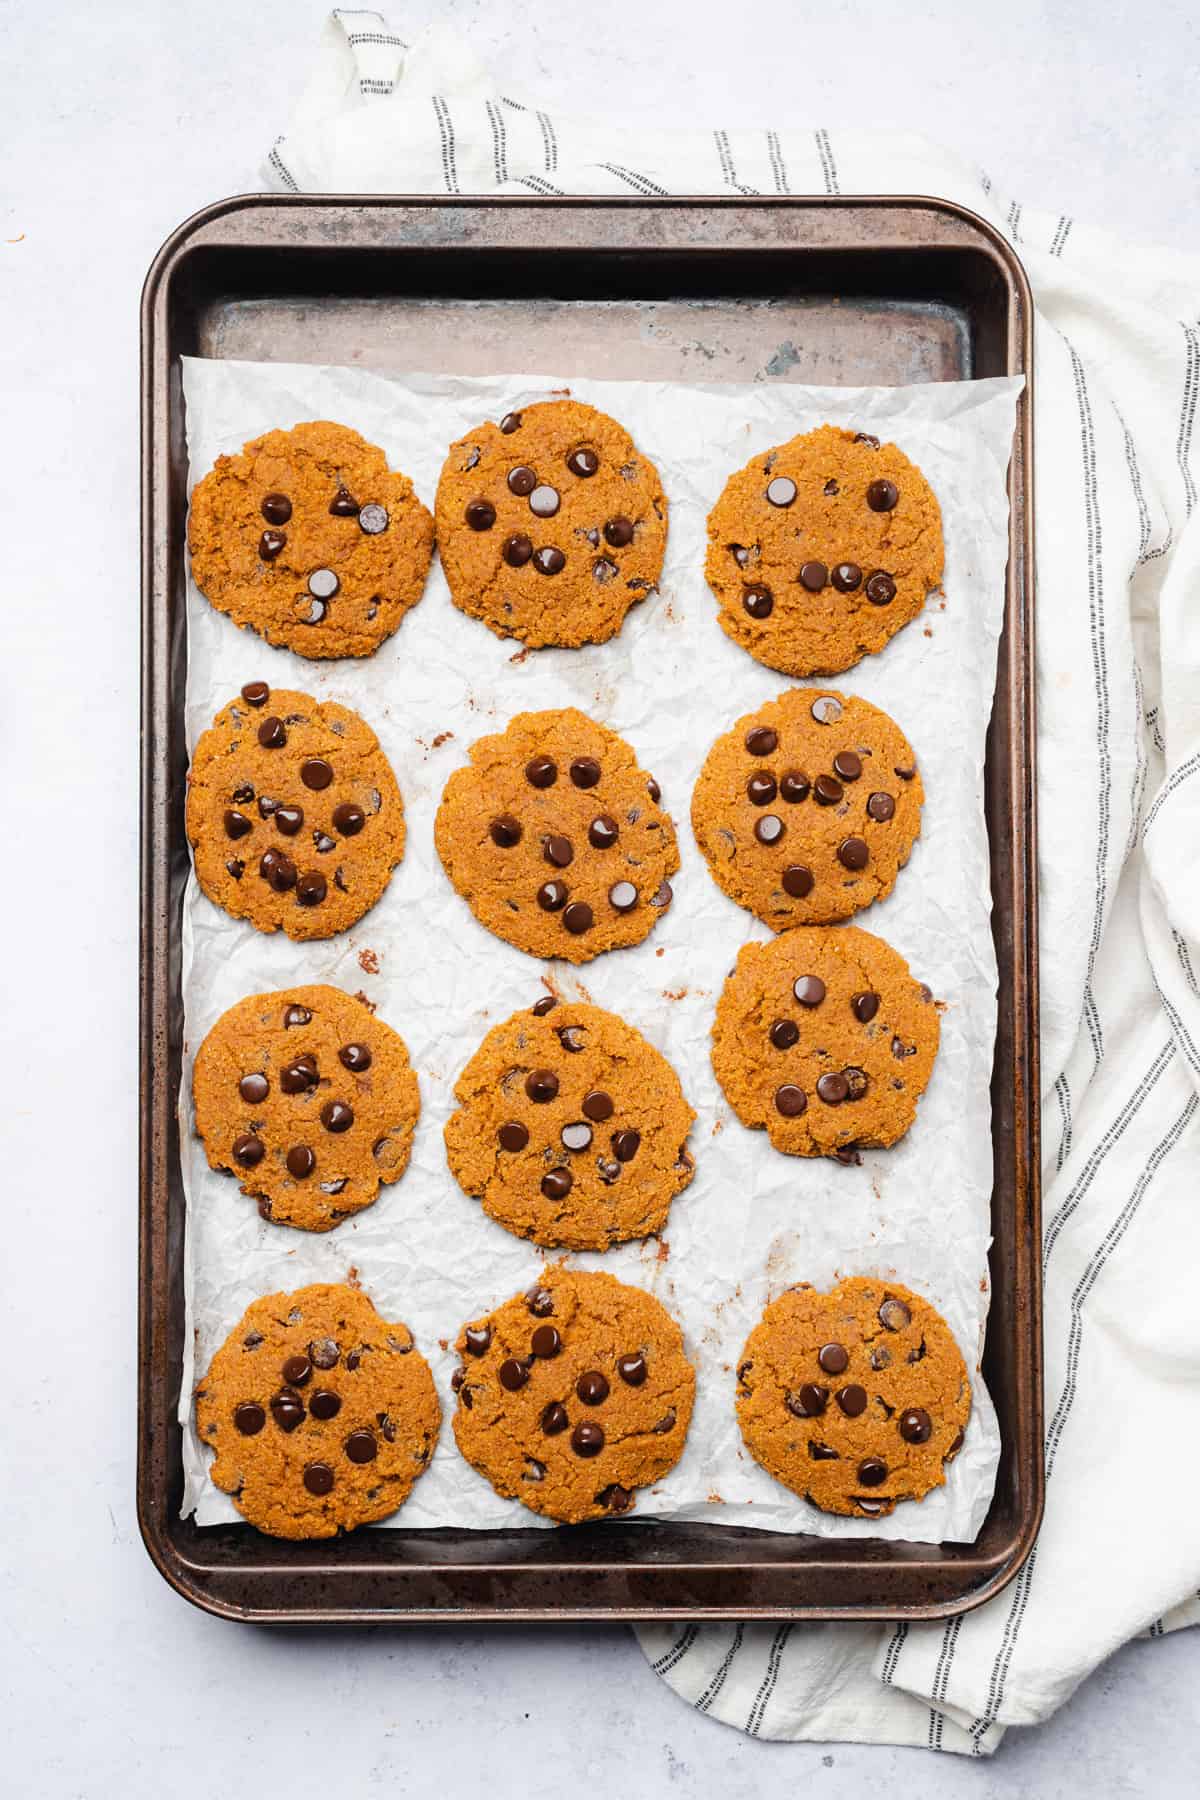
[451,1267,695,1523]
[712,926,939,1161]
[735,1276,970,1518]
[435,399,667,648]
[188,420,434,659]
[193,985,420,1232]
[445,997,695,1249]
[186,683,404,941]
[705,424,944,676]
[195,1282,440,1539]
[691,686,924,928]
[434,707,678,963]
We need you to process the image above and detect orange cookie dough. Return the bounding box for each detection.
[736,1277,970,1518]
[705,424,944,676]
[691,686,923,928]
[195,1283,440,1539]
[434,707,678,963]
[451,1267,695,1523]
[445,996,695,1249]
[435,399,667,648]
[188,420,433,658]
[193,985,420,1232]
[186,682,404,941]
[712,926,940,1161]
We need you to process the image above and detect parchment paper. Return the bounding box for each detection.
[177,357,1021,1541]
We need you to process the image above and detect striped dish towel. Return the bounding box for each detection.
[266,11,1200,1755]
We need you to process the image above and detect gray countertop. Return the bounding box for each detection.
[5,1,1195,1792]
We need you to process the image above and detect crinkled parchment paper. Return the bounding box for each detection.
[178,357,1022,1541]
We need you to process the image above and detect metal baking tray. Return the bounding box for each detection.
[140,196,1041,1623]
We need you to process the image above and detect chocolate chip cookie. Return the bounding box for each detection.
[188,420,434,658]
[193,985,420,1232]
[706,424,944,676]
[452,1267,695,1523]
[434,707,678,963]
[186,683,405,941]
[735,1276,970,1518]
[691,686,923,928]
[445,997,695,1249]
[435,399,668,648]
[195,1282,440,1539]
[712,925,940,1160]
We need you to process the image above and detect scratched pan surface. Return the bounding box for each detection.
[140,197,1040,1622]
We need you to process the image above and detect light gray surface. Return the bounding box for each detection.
[2,0,1197,1792]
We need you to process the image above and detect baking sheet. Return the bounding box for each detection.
[177,357,1021,1541]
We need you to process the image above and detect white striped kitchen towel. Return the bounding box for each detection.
[265,11,1200,1754]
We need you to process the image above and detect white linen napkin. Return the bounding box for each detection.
[265,10,1200,1754]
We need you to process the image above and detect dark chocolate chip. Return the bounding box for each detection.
[837,836,869,871]
[257,716,287,749]
[531,996,558,1016]
[283,1005,312,1028]
[526,1286,555,1316]
[747,772,777,805]
[466,499,496,530]
[836,1384,868,1417]
[224,809,252,840]
[310,1338,340,1369]
[816,1070,849,1104]
[259,529,286,561]
[867,478,898,512]
[588,814,619,849]
[296,871,327,907]
[865,571,896,606]
[260,849,297,891]
[525,1069,559,1104]
[770,1019,800,1050]
[232,1132,264,1167]
[854,432,880,448]
[270,1388,305,1431]
[649,881,672,910]
[321,1099,354,1133]
[261,493,291,525]
[899,1407,933,1444]
[745,725,778,756]
[782,864,814,898]
[612,1129,640,1162]
[537,880,568,911]
[867,792,895,822]
[286,1145,315,1179]
[879,1297,911,1331]
[799,560,828,592]
[498,1120,529,1152]
[833,750,862,781]
[858,1457,888,1487]
[241,681,270,707]
[831,561,863,592]
[817,1343,849,1375]
[592,556,618,583]
[301,757,334,790]
[608,880,638,912]
[507,465,536,496]
[500,411,522,434]
[617,1353,647,1386]
[566,447,599,477]
[541,1401,569,1435]
[233,1401,266,1435]
[647,776,662,802]
[279,1055,318,1095]
[780,771,811,803]
[945,1428,965,1462]
[576,1370,610,1405]
[532,545,565,575]
[742,584,774,618]
[499,1358,529,1392]
[774,1084,807,1117]
[329,486,359,517]
[525,755,557,788]
[755,814,784,845]
[814,774,844,805]
[810,695,843,724]
[599,1483,633,1512]
[569,757,601,788]
[786,1383,828,1417]
[766,475,796,507]
[540,1167,573,1200]
[464,1325,492,1356]
[895,764,916,781]
[852,991,880,1023]
[843,1066,870,1100]
[332,802,365,836]
[503,532,533,567]
[239,1072,270,1104]
[543,832,574,868]
[582,1090,614,1122]
[345,1429,377,1463]
[571,1422,604,1456]
[339,1042,372,1073]
[563,901,594,934]
[604,515,634,546]
[309,1389,341,1421]
[283,1355,312,1387]
[531,1324,562,1358]
[274,805,304,837]
[225,859,245,880]
[793,975,826,1007]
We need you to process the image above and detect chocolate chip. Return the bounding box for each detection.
[283,1005,311,1028]
[270,1388,305,1431]
[529,485,561,518]
[543,832,574,868]
[537,880,568,911]
[260,849,297,891]
[283,1355,312,1387]
[649,882,672,910]
[331,801,365,837]
[854,432,880,449]
[301,757,334,791]
[286,1145,315,1179]
[526,1286,555,1316]
[869,1346,892,1371]
[232,1401,265,1438]
[892,1036,916,1060]
[835,1384,867,1417]
[852,991,880,1023]
[858,1457,888,1487]
[568,1420,603,1458]
[838,837,869,871]
[879,1297,911,1331]
[608,880,638,912]
[336,1043,371,1076]
[810,695,843,725]
[310,1338,340,1370]
[576,1370,610,1405]
[525,755,557,788]
[867,478,898,512]
[239,1072,270,1105]
[541,1401,569,1435]
[617,1353,647,1386]
[866,571,896,606]
[232,1132,263,1167]
[774,1084,807,1117]
[345,1429,377,1463]
[532,545,566,575]
[329,485,359,517]
[945,1428,965,1462]
[833,750,862,781]
[592,556,619,584]
[241,681,270,707]
[598,1483,633,1512]
[261,493,291,525]
[867,792,895,821]
[274,805,304,836]
[613,1129,641,1162]
[601,515,634,548]
[596,1158,621,1184]
[899,1407,932,1444]
[464,1325,492,1356]
[814,774,844,805]
[280,1055,318,1095]
[297,871,327,906]
[308,568,339,600]
[782,864,814,898]
[525,1069,559,1103]
[466,499,496,530]
[818,1343,849,1374]
[766,475,796,507]
[786,1383,828,1417]
[780,771,811,803]
[567,447,599,477]
[321,1100,354,1133]
[745,725,778,757]
[793,975,826,1007]
[843,1066,869,1100]
[531,996,558,1016]
[742,584,774,618]
[577,1091,613,1127]
[498,1120,530,1153]
[816,1071,849,1104]
[499,1358,529,1392]
[451,1368,465,1393]
[834,1145,862,1166]
[225,859,245,880]
[500,411,522,434]
[258,716,287,749]
[503,532,533,567]
[647,776,661,802]
[541,1167,573,1200]
[770,1019,800,1050]
[258,795,279,818]
[561,1121,593,1152]
[359,503,388,534]
[831,562,863,592]
[750,813,782,848]
[583,814,618,852]
[224,809,252,840]
[507,465,536,496]
[563,901,594,934]
[799,560,828,592]
[747,772,777,805]
[529,1324,562,1360]
[309,1390,341,1421]
[259,529,286,561]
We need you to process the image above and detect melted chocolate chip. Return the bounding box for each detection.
[745,725,778,756]
[224,809,252,840]
[813,774,844,806]
[507,465,536,496]
[329,486,359,517]
[858,1457,888,1487]
[816,1070,849,1104]
[899,1407,932,1444]
[339,1042,371,1073]
[531,1324,562,1359]
[283,1005,312,1028]
[233,1402,266,1435]
[301,757,334,791]
[309,1389,341,1421]
[296,871,327,906]
[543,832,574,868]
[836,1384,868,1417]
[332,802,365,837]
[604,515,634,546]
[867,478,899,512]
[464,1325,492,1356]
[747,772,778,805]
[569,757,601,788]
[259,529,286,561]
[257,716,287,749]
[867,792,895,822]
[742,584,774,619]
[279,1055,318,1095]
[878,1297,911,1331]
[500,411,522,434]
[852,991,880,1023]
[649,881,673,910]
[770,1018,800,1049]
[780,771,811,803]
[283,1355,312,1387]
[232,1132,264,1167]
[576,1370,610,1405]
[261,493,291,525]
[321,1100,354,1133]
[843,1066,869,1100]
[270,1389,305,1431]
[832,750,862,781]
[274,805,304,836]
[526,1286,555,1316]
[285,1145,315,1179]
[241,681,270,707]
[239,1072,270,1104]
[786,1383,828,1417]
[588,814,619,849]
[541,1401,569,1435]
[612,1129,641,1162]
[531,996,558,1017]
